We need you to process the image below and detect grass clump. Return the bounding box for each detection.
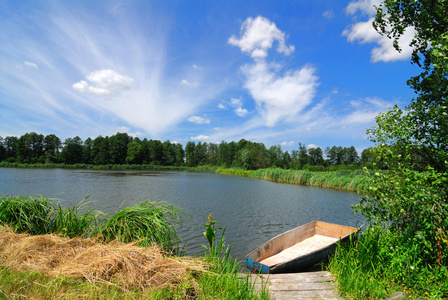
[0,195,53,235]
[101,201,183,251]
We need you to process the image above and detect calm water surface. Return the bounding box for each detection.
[0,168,364,261]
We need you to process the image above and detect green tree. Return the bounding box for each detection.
[92,136,110,165]
[374,0,448,172]
[61,136,83,164]
[4,136,18,162]
[356,0,448,268]
[43,134,61,163]
[126,139,143,165]
[0,137,5,162]
[109,133,130,164]
[308,147,324,166]
[83,137,93,164]
[17,132,44,163]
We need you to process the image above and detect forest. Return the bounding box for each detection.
[0,132,374,171]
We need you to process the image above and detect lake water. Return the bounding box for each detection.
[0,168,364,261]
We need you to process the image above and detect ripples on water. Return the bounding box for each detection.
[0,168,364,261]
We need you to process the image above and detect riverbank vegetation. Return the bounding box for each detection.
[0,195,268,299]
[216,168,367,193]
[329,1,448,298]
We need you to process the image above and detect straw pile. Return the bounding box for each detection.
[0,226,203,291]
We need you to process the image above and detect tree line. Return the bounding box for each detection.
[0,132,377,171]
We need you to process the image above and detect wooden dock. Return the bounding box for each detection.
[247,271,342,300]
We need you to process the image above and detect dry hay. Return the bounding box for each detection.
[0,226,204,291]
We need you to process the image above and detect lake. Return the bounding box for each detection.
[0,167,364,261]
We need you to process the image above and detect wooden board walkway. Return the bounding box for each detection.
[246,271,342,300]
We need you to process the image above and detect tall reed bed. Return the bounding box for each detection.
[216,168,367,193]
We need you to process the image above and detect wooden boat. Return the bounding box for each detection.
[245,221,358,274]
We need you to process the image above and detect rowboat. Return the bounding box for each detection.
[245,221,358,274]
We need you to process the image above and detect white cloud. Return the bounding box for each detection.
[230,97,248,117]
[72,80,110,95]
[228,16,294,59]
[344,1,414,63]
[218,103,226,109]
[242,61,319,126]
[188,116,210,124]
[235,107,249,117]
[73,69,134,95]
[322,11,335,19]
[24,61,38,69]
[191,135,211,141]
[180,79,200,88]
[345,0,381,16]
[86,69,134,90]
[280,141,294,146]
[307,144,318,149]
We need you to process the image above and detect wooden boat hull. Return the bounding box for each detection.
[245,221,358,274]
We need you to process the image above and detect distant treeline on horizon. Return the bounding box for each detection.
[0,132,377,171]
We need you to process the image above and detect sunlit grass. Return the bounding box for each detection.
[100,201,183,252]
[216,167,367,192]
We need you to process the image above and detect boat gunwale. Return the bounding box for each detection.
[245,221,358,274]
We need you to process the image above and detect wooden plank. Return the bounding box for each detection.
[270,290,341,300]
[243,271,342,300]
[269,282,336,291]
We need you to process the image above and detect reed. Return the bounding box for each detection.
[50,197,103,238]
[217,168,367,192]
[0,195,53,234]
[100,201,183,251]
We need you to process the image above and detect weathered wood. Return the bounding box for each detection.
[244,271,342,300]
[246,221,358,274]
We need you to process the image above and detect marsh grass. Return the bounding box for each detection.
[216,168,367,192]
[0,195,53,234]
[51,198,103,238]
[100,202,183,251]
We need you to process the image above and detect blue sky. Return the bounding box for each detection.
[0,0,418,152]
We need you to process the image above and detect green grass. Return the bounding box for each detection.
[101,201,183,251]
[216,167,367,193]
[0,195,53,234]
[328,224,448,299]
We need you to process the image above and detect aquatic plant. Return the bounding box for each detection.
[101,201,183,251]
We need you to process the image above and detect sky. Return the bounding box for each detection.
[0,0,419,152]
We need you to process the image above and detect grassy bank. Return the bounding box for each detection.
[0,195,268,299]
[328,224,448,299]
[216,167,367,193]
